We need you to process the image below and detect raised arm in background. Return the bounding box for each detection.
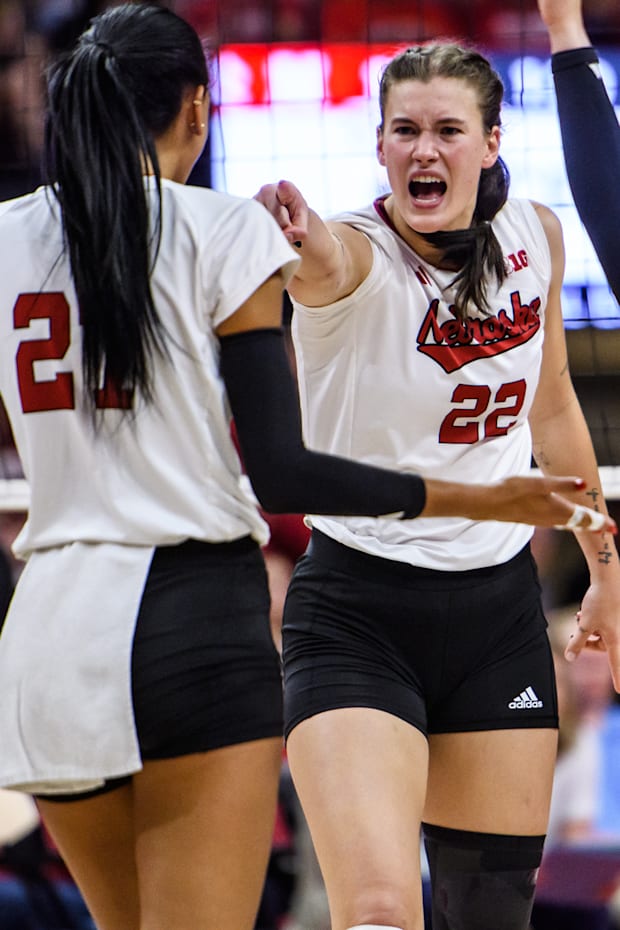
[538,0,620,301]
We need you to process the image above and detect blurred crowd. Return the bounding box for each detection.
[3,0,620,197]
[6,0,620,47]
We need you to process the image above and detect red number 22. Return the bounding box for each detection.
[438,380,526,444]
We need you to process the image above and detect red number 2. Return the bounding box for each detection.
[14,293,74,413]
[439,379,526,444]
[13,292,132,413]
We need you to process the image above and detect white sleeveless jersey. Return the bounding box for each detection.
[292,198,551,571]
[0,181,298,793]
[0,180,299,558]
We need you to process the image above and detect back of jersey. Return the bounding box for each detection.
[0,184,270,556]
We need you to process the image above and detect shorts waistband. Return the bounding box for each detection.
[153,535,258,563]
[306,529,531,586]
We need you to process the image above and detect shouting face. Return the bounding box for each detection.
[377,75,500,254]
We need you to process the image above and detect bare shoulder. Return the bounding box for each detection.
[530,200,563,244]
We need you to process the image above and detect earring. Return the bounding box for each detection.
[192,99,205,129]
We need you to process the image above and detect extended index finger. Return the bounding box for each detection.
[564,624,593,663]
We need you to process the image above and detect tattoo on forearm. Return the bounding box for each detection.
[585,486,613,564]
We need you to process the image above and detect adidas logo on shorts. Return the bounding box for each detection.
[508,686,543,710]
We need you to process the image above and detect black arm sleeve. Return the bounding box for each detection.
[219,328,426,519]
[552,47,620,302]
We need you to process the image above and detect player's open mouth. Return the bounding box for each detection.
[408,176,447,204]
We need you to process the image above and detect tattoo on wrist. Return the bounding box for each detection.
[584,488,612,562]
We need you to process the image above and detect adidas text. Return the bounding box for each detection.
[508,686,543,710]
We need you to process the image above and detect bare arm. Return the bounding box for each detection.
[213,269,617,533]
[253,180,372,307]
[421,474,611,528]
[537,0,590,52]
[528,202,620,688]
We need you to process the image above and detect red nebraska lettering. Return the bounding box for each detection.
[416,290,542,374]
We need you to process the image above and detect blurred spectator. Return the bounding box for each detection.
[174,0,218,43]
[530,606,620,930]
[582,0,620,46]
[273,0,321,42]
[322,0,466,43]
[547,603,620,842]
[474,0,551,51]
[545,612,610,847]
[206,0,274,43]
[6,0,620,51]
[0,0,46,199]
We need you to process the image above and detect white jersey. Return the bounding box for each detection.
[0,180,299,557]
[292,197,551,571]
[0,180,298,793]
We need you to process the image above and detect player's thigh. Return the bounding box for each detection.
[424,727,558,835]
[38,783,140,930]
[287,706,429,930]
[133,738,283,930]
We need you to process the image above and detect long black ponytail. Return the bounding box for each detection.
[43,4,208,415]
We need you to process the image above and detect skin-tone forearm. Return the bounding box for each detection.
[531,394,618,579]
[532,401,620,690]
[529,202,617,573]
[537,0,591,52]
[528,195,620,688]
[421,474,616,533]
[290,211,349,299]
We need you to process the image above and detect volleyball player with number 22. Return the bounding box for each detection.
[255,40,620,930]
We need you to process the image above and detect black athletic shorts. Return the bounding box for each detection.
[41,537,283,802]
[282,530,558,739]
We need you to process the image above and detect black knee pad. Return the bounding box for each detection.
[422,823,545,930]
